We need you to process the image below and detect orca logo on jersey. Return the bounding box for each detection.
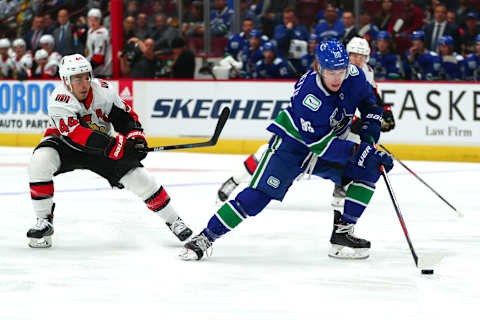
[303,94,322,111]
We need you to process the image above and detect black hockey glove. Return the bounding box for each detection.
[105,134,147,162]
[126,129,148,161]
[381,106,395,132]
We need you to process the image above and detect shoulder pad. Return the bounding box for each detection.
[273,57,283,65]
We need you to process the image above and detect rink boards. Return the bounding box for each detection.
[1,79,479,162]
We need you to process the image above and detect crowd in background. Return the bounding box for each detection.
[1,0,480,81]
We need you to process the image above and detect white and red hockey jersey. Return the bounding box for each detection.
[44,78,140,155]
[86,26,112,77]
[0,55,15,78]
[13,53,33,78]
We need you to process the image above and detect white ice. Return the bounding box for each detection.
[0,146,478,319]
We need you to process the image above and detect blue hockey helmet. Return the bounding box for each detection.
[308,33,320,42]
[438,35,454,47]
[411,30,425,41]
[376,31,391,40]
[249,29,262,39]
[315,39,349,71]
[262,41,276,52]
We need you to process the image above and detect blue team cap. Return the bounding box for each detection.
[315,39,349,71]
[262,41,276,52]
[438,35,454,47]
[376,31,391,40]
[309,33,320,42]
[249,29,262,38]
[411,30,425,41]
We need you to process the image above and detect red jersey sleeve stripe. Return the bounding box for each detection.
[68,125,93,146]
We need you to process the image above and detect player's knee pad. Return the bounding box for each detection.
[29,147,61,182]
[235,187,271,217]
[119,167,159,200]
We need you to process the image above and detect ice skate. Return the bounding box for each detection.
[27,204,55,248]
[217,177,238,203]
[179,232,212,260]
[329,210,370,259]
[166,217,193,241]
[331,184,346,209]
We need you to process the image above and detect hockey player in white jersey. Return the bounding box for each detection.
[12,38,32,80]
[85,8,112,77]
[26,54,192,248]
[38,34,62,76]
[0,38,15,78]
[33,49,56,79]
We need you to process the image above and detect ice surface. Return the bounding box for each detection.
[1,146,478,319]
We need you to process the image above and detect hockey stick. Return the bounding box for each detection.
[381,165,444,269]
[143,107,230,152]
[378,144,463,217]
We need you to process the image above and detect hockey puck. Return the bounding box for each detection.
[421,269,434,275]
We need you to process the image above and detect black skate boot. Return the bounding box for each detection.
[166,217,193,241]
[179,232,212,261]
[217,177,238,203]
[329,210,370,259]
[331,184,346,209]
[27,204,55,248]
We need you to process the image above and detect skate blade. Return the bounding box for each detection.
[28,236,52,248]
[179,248,200,261]
[328,244,369,260]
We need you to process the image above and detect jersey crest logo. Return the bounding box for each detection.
[55,94,71,103]
[267,176,280,189]
[302,94,322,111]
[349,64,359,76]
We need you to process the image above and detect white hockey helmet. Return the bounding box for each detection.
[346,37,370,62]
[88,8,102,19]
[12,38,26,48]
[59,54,93,88]
[35,49,49,61]
[39,34,55,48]
[0,38,11,49]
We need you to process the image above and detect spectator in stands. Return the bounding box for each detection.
[182,1,204,37]
[437,35,464,80]
[0,38,14,78]
[424,0,441,23]
[86,8,112,77]
[120,37,157,78]
[150,13,180,54]
[463,35,480,80]
[342,11,358,46]
[446,10,456,24]
[374,0,394,31]
[123,15,136,46]
[314,4,345,41]
[388,0,424,53]
[125,0,139,18]
[460,12,479,55]
[225,17,255,60]
[358,10,379,44]
[298,33,320,75]
[273,7,308,58]
[240,0,260,28]
[252,41,292,79]
[239,29,264,78]
[147,0,165,28]
[169,37,195,78]
[12,38,33,80]
[43,13,56,34]
[455,0,474,28]
[25,15,46,52]
[403,30,441,80]
[134,13,151,40]
[210,0,234,37]
[53,9,78,56]
[260,0,296,38]
[424,3,461,53]
[369,31,403,80]
[74,15,88,51]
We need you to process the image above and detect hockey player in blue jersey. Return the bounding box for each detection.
[239,29,265,78]
[463,35,480,81]
[299,34,320,75]
[252,41,292,79]
[181,39,393,261]
[437,35,464,81]
[404,30,441,80]
[224,18,255,60]
[369,31,403,80]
